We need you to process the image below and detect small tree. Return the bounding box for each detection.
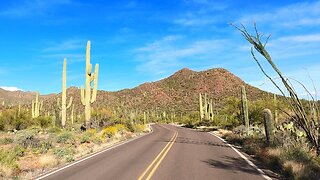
[232,22,320,155]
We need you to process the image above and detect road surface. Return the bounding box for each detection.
[37,124,271,180]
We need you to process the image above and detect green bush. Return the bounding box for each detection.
[114,124,127,135]
[133,124,145,133]
[0,109,33,130]
[56,132,75,144]
[47,126,62,134]
[39,140,53,154]
[35,116,52,128]
[0,146,24,169]
[15,130,39,148]
[0,149,17,167]
[53,147,74,162]
[0,137,14,145]
[80,129,97,143]
[13,145,26,157]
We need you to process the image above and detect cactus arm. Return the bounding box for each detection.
[91,64,99,103]
[86,41,91,72]
[90,73,95,82]
[67,97,73,109]
[32,100,35,118]
[80,86,85,105]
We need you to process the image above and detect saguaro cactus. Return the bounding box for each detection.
[71,104,75,124]
[263,109,273,145]
[61,58,73,128]
[199,93,204,120]
[32,92,40,118]
[81,41,99,129]
[143,111,147,124]
[209,99,214,120]
[241,86,249,129]
[273,94,278,124]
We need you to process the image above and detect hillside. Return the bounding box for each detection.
[0,68,268,113]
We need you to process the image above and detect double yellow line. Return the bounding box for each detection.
[138,130,178,180]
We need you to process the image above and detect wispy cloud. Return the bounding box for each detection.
[0,0,72,18]
[43,39,85,52]
[135,35,228,75]
[0,86,23,91]
[277,34,320,43]
[239,1,320,28]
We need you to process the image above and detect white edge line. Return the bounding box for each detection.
[208,132,272,180]
[36,124,154,180]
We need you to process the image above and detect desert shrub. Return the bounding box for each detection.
[133,124,145,133]
[0,145,25,171]
[0,149,18,168]
[39,140,53,154]
[56,132,75,144]
[12,145,25,157]
[114,124,127,135]
[80,129,97,143]
[0,109,33,130]
[281,145,312,164]
[0,137,13,145]
[101,126,117,138]
[47,126,62,134]
[53,147,74,162]
[35,116,52,128]
[15,130,39,148]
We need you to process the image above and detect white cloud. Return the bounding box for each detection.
[239,1,320,28]
[277,34,320,43]
[0,86,23,91]
[135,35,228,75]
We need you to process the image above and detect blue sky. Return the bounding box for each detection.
[0,0,320,98]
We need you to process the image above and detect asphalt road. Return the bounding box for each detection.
[37,124,271,180]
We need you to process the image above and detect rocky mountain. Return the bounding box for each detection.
[0,68,268,113]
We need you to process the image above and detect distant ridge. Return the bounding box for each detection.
[0,68,268,112]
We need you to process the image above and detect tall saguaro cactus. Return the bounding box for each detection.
[241,86,249,130]
[32,92,40,118]
[61,58,73,128]
[199,93,204,121]
[81,41,99,129]
[209,99,214,120]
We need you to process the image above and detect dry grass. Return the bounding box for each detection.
[284,160,305,176]
[18,155,41,172]
[0,164,13,178]
[39,154,58,169]
[266,147,281,157]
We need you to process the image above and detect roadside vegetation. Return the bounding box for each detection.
[173,23,320,179]
[0,107,149,178]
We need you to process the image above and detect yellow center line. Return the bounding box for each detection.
[138,131,177,180]
[145,132,178,180]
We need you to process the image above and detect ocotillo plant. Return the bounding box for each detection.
[241,86,249,130]
[61,58,73,128]
[81,41,99,129]
[32,92,40,118]
[263,109,273,145]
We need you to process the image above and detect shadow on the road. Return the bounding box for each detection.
[203,156,260,175]
[160,137,232,148]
